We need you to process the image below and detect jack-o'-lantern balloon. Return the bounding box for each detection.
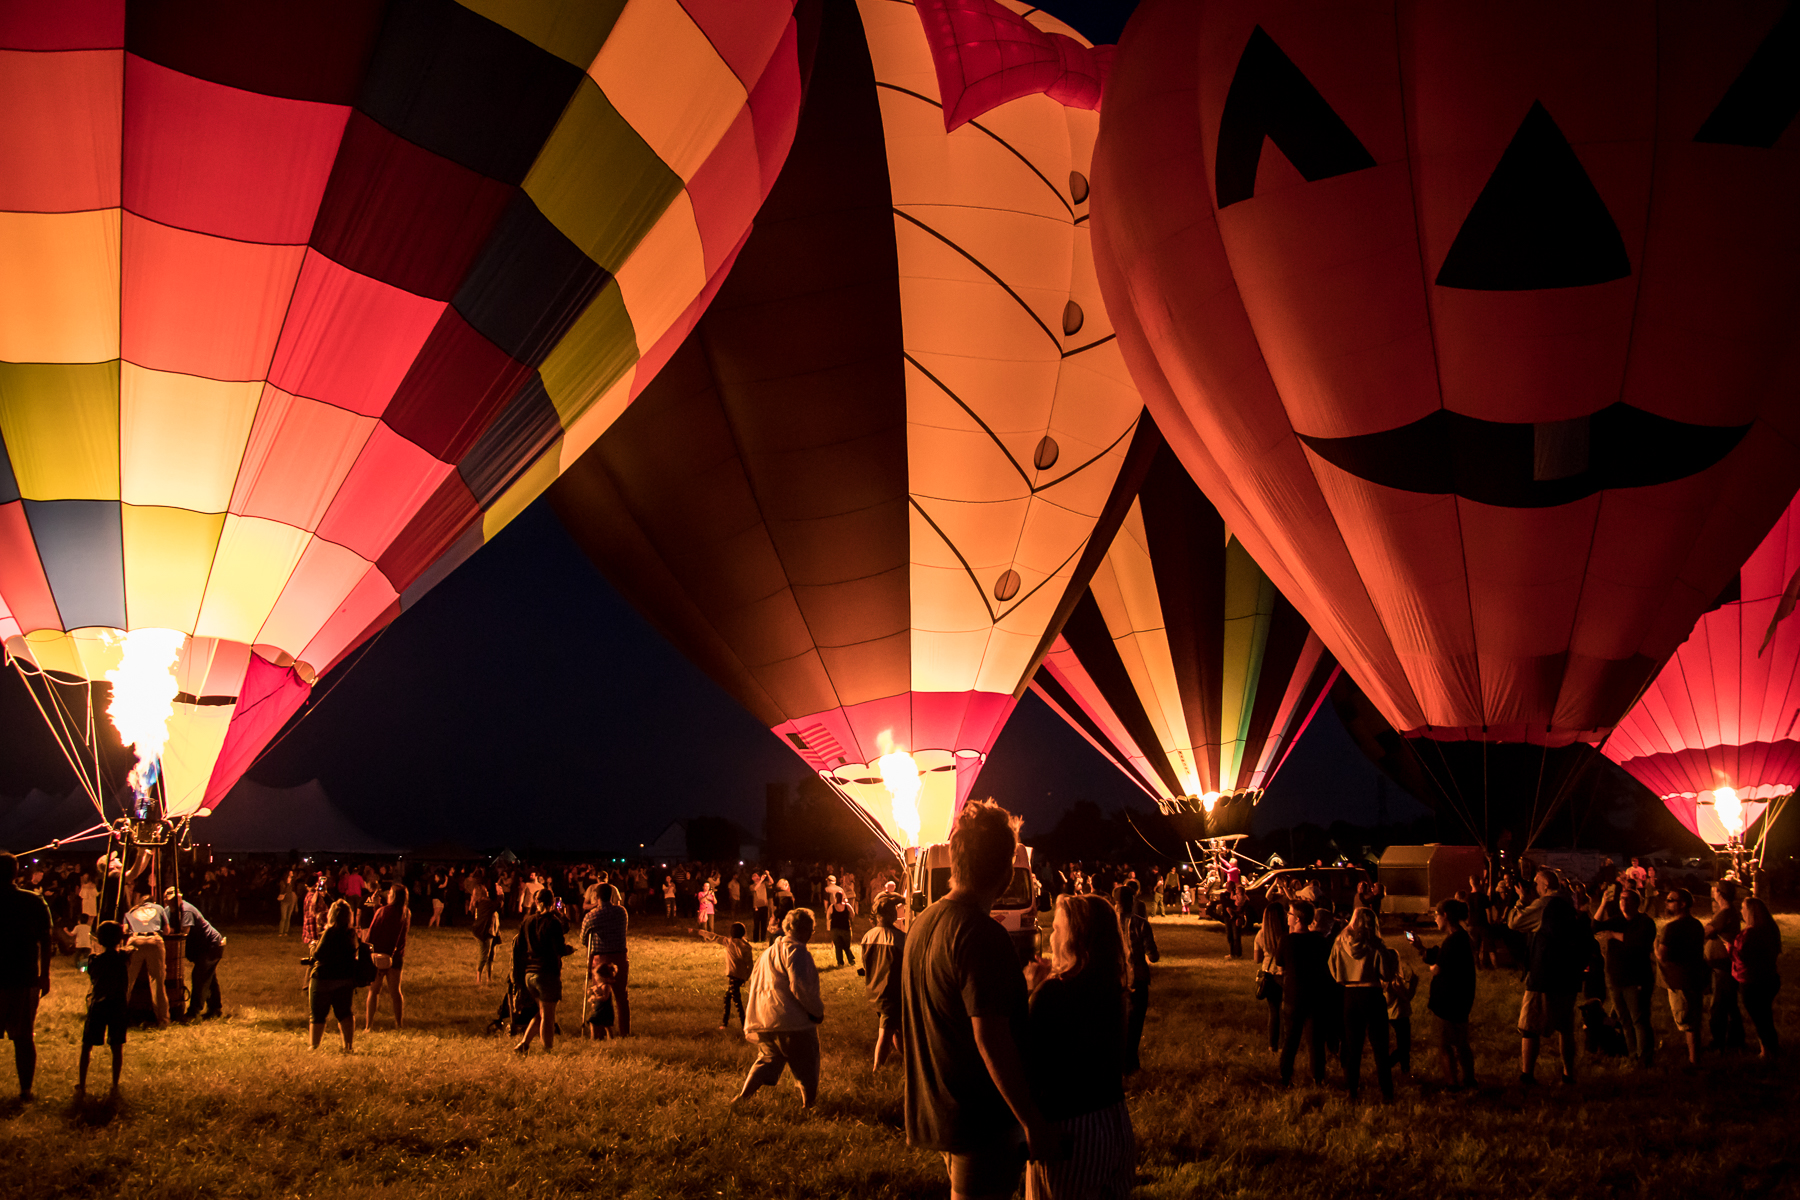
[1092,0,1800,780]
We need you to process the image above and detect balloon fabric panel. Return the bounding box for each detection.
[554,0,1145,850]
[1607,499,1800,843]
[1092,0,1800,749]
[1033,434,1338,802]
[0,0,813,813]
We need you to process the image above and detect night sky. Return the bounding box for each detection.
[0,0,1429,854]
[0,495,1421,852]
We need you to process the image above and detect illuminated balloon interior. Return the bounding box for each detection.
[103,627,186,811]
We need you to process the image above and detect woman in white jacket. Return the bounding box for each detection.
[732,907,825,1108]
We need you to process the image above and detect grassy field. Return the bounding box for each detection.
[0,911,1795,1199]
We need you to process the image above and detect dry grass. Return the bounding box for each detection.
[0,913,1794,1198]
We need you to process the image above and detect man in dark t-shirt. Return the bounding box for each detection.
[0,852,53,1100]
[1656,888,1708,1066]
[859,894,906,1069]
[1277,898,1329,1086]
[903,802,1050,1200]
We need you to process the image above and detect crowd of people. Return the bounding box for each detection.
[0,823,1787,1200]
[1249,861,1783,1101]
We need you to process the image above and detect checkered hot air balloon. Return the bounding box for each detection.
[0,0,812,816]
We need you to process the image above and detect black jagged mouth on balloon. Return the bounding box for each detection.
[1297,404,1750,508]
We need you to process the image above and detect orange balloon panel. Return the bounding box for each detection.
[1092,0,1800,748]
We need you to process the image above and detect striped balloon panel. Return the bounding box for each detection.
[1032,434,1338,801]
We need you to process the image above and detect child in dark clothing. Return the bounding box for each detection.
[585,963,618,1041]
[78,920,128,1099]
[698,922,755,1030]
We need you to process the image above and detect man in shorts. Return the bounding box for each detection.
[1517,886,1587,1086]
[515,890,572,1054]
[0,852,52,1100]
[1656,887,1708,1067]
[902,801,1052,1200]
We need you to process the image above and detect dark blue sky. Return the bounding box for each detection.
[2,494,1423,852]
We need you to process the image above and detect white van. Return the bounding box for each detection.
[904,842,1041,961]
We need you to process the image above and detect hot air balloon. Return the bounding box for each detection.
[1090,0,1800,842]
[1605,500,1800,870]
[1031,427,1338,840]
[0,0,812,823]
[550,0,1146,855]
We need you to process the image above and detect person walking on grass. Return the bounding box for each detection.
[1518,886,1587,1086]
[752,872,771,945]
[903,801,1055,1200]
[859,894,906,1069]
[515,890,574,1054]
[1115,881,1159,1074]
[698,921,755,1031]
[77,920,128,1100]
[1656,887,1708,1069]
[698,882,718,934]
[364,884,410,1032]
[734,907,824,1108]
[1328,907,1395,1102]
[1594,889,1656,1065]
[1278,899,1329,1088]
[0,852,52,1101]
[581,884,631,1037]
[1383,940,1417,1079]
[1732,896,1781,1061]
[277,869,299,937]
[827,893,857,968]
[1253,897,1288,1056]
[1706,881,1745,1052]
[1023,894,1136,1200]
[306,900,361,1053]
[470,870,498,987]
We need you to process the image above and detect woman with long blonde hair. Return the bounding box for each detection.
[1022,894,1135,1199]
[1327,905,1395,1101]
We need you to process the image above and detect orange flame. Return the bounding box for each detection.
[877,750,923,847]
[104,628,186,799]
[1714,786,1745,838]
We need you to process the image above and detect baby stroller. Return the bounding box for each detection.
[487,974,538,1037]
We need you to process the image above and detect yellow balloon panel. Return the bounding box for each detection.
[161,700,235,817]
[119,365,262,512]
[0,360,121,501]
[192,516,311,645]
[122,505,226,633]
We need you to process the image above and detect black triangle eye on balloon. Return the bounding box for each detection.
[1436,101,1631,291]
[1214,26,1375,207]
[1694,2,1800,147]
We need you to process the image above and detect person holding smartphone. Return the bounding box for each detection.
[1414,900,1477,1089]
